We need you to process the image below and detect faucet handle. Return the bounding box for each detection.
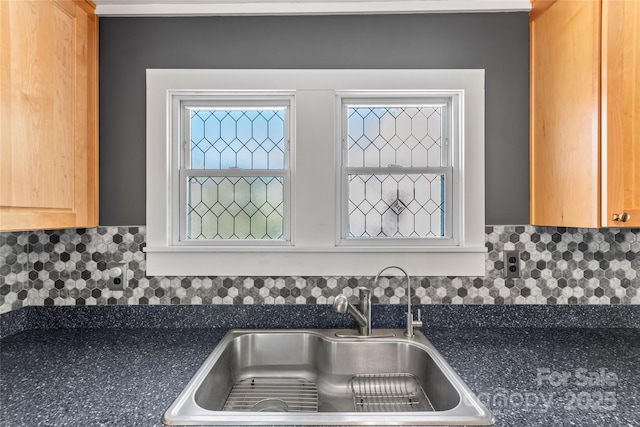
[333,294,349,313]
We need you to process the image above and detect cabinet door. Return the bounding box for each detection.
[0,0,98,231]
[530,0,602,227]
[603,0,640,227]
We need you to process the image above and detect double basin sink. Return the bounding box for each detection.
[163,329,494,425]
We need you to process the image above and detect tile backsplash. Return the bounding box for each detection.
[1,226,639,313]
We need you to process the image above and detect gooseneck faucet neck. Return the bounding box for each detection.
[374,265,419,338]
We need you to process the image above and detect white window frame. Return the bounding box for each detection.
[336,93,459,246]
[146,69,486,276]
[171,93,295,246]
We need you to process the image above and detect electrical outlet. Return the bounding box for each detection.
[107,262,127,290]
[504,251,520,278]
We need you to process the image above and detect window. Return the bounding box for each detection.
[175,96,294,245]
[338,96,457,245]
[146,70,485,276]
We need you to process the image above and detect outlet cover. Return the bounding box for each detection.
[107,262,127,291]
[504,251,520,278]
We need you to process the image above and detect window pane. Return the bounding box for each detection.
[190,109,285,170]
[347,106,443,168]
[187,176,284,240]
[348,173,445,238]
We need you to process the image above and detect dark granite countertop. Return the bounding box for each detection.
[2,305,640,427]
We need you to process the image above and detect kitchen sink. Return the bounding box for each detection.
[163,329,494,425]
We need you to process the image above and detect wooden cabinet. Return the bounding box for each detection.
[530,0,640,227]
[603,0,640,227]
[0,0,98,231]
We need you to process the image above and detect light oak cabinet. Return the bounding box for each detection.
[530,0,640,227]
[0,0,98,231]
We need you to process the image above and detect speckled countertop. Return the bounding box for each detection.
[1,305,640,427]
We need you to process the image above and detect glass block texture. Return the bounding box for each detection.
[347,106,443,168]
[190,109,285,170]
[187,176,284,240]
[348,174,445,238]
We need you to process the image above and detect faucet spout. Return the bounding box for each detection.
[374,265,421,338]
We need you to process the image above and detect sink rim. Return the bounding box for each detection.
[163,328,494,425]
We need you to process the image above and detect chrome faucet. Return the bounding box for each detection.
[374,265,422,338]
[333,287,372,336]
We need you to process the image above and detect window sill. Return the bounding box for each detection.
[144,246,486,276]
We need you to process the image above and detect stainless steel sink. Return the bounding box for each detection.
[163,329,494,425]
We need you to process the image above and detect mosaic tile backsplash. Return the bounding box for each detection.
[1,226,640,313]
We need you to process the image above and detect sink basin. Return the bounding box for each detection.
[163,329,494,425]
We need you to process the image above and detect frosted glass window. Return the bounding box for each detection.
[348,173,445,238]
[343,104,450,240]
[182,106,290,242]
[187,176,284,240]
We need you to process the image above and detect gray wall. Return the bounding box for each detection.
[99,14,530,225]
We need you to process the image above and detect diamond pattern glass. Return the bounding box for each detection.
[348,174,445,238]
[190,109,285,170]
[187,177,284,240]
[186,106,288,241]
[347,106,443,168]
[345,104,447,239]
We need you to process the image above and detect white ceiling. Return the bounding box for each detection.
[93,0,532,16]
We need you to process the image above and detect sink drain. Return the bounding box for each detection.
[223,377,318,412]
[252,398,290,412]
